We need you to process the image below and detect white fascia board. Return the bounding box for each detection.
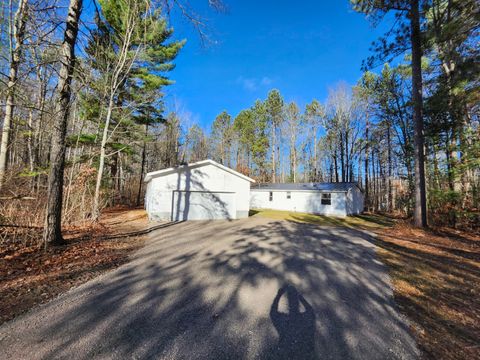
[250,189,347,193]
[144,159,255,183]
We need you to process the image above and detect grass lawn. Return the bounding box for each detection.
[249,208,394,230]
[251,209,480,360]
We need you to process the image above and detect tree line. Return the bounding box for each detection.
[166,0,479,228]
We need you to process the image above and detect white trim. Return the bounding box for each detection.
[144,159,256,183]
[173,190,236,194]
[251,189,347,193]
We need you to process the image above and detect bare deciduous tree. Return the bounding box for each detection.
[0,0,28,188]
[43,0,83,246]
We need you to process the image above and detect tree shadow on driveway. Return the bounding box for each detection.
[0,218,419,360]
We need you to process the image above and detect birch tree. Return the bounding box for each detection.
[303,99,325,181]
[0,0,28,188]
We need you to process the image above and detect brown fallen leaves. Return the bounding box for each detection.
[0,207,148,325]
[373,221,480,360]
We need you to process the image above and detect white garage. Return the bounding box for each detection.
[144,159,255,221]
[250,182,364,216]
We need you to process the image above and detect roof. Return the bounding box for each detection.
[144,159,256,183]
[251,182,362,192]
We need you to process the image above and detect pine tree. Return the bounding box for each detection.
[233,109,255,173]
[351,0,429,227]
[83,0,183,219]
[211,111,233,166]
[265,89,284,183]
[251,100,269,182]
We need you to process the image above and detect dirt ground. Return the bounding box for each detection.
[0,207,150,325]
[372,222,480,360]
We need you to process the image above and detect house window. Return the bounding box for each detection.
[269,191,273,201]
[321,193,331,205]
[286,191,291,199]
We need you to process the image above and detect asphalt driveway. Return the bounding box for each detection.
[0,217,419,359]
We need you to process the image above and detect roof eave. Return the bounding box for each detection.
[144,159,255,183]
[251,188,348,193]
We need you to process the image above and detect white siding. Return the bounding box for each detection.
[250,190,347,217]
[145,163,251,220]
[172,191,236,220]
[342,186,365,215]
[350,186,365,214]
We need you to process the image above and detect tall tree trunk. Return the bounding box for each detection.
[379,150,384,211]
[236,144,240,171]
[345,130,350,182]
[411,0,428,227]
[0,0,28,188]
[387,123,393,212]
[43,0,83,246]
[364,119,369,211]
[444,131,454,190]
[313,131,317,181]
[289,128,296,182]
[93,93,115,220]
[340,132,345,182]
[334,151,339,183]
[272,124,276,183]
[136,125,148,206]
[432,142,441,189]
[27,109,34,173]
[293,147,296,183]
[459,116,471,199]
[371,146,377,211]
[118,154,124,201]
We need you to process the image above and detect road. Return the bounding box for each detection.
[0,217,419,359]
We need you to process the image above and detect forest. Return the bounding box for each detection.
[0,0,478,247]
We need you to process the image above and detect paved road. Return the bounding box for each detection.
[0,217,418,359]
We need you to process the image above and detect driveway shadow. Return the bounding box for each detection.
[0,218,419,360]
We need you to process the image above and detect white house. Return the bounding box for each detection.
[250,182,364,216]
[144,159,255,221]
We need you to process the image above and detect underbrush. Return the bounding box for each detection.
[428,188,480,231]
[0,166,144,246]
[0,208,148,324]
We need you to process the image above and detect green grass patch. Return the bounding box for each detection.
[249,209,394,229]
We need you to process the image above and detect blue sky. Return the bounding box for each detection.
[163,1,390,129]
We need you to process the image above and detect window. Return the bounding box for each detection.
[269,191,273,201]
[286,191,291,199]
[321,193,331,205]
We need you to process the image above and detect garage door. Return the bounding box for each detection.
[171,191,236,220]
